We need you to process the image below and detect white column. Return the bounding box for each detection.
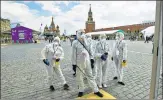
[149,1,162,100]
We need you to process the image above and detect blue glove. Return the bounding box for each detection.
[101,54,108,61]
[43,59,50,66]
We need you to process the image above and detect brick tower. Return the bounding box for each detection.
[85,4,95,33]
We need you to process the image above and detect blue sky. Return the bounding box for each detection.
[10,1,80,28]
[16,1,79,16]
[1,1,156,35]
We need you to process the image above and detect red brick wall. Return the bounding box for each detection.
[94,22,155,34]
[85,22,95,33]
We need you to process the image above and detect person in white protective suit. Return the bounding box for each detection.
[112,32,127,85]
[85,34,98,79]
[41,36,69,91]
[71,29,103,97]
[94,34,112,88]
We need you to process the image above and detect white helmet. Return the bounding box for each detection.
[76,29,85,38]
[115,32,124,42]
[53,36,60,44]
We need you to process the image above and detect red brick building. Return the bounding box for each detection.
[85,4,95,33]
[85,4,155,37]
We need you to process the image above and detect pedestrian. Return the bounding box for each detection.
[41,36,69,91]
[112,32,127,85]
[145,36,149,43]
[71,29,103,97]
[51,36,54,43]
[49,37,51,43]
[94,34,112,88]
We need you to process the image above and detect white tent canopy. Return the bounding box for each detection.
[86,30,125,36]
[141,26,155,38]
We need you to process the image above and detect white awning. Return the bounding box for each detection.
[86,30,125,36]
[141,26,155,38]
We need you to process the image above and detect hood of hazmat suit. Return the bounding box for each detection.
[76,29,85,39]
[115,32,124,43]
[53,36,61,44]
[53,42,59,51]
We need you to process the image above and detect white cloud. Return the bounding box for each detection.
[1,1,156,35]
[34,1,61,14]
[34,1,78,14]
[1,1,38,25]
[23,1,32,3]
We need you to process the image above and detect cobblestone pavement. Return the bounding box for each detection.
[1,40,162,100]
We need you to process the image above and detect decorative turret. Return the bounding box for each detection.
[45,25,48,29]
[56,25,59,29]
[44,25,49,33]
[50,16,55,28]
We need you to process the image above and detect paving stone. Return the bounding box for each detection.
[138,93,146,98]
[1,40,161,100]
[126,94,134,99]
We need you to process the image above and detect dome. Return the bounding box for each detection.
[45,25,48,29]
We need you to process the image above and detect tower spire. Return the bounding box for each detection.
[87,4,93,22]
[50,16,55,28]
[89,4,92,12]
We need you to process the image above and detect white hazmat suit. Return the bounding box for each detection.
[94,34,112,88]
[41,36,69,91]
[112,32,127,85]
[72,29,103,97]
[86,34,98,79]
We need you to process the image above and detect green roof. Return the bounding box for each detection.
[117,30,125,33]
